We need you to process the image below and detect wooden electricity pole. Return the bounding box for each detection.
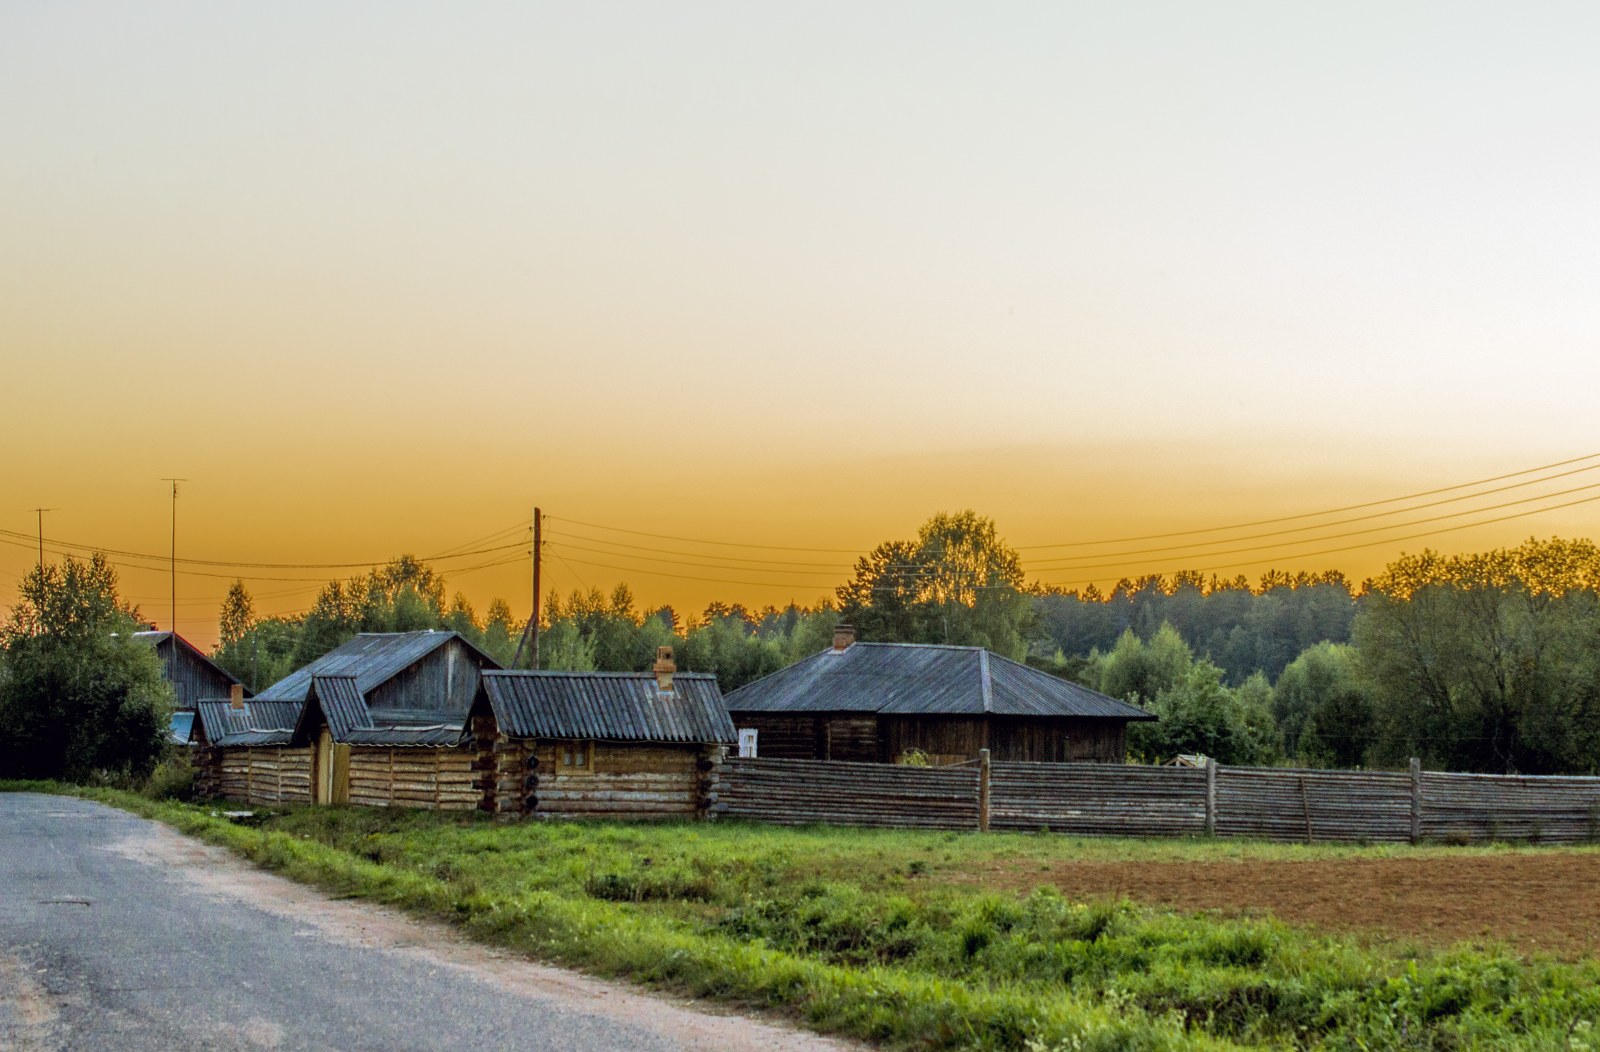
[31,508,57,569]
[511,508,542,669]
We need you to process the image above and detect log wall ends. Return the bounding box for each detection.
[526,742,707,821]
[345,746,481,811]
[215,746,313,805]
[990,762,1207,837]
[1420,770,1600,844]
[710,756,981,830]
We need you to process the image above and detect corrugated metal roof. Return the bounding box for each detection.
[308,676,372,738]
[482,671,736,744]
[724,642,1155,721]
[254,631,485,702]
[293,675,471,747]
[195,699,301,747]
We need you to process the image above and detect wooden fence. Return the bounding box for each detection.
[709,757,980,830]
[709,754,1600,844]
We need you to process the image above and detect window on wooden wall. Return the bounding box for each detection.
[559,740,594,773]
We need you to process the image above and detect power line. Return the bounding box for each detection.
[546,527,853,569]
[0,528,526,571]
[546,515,863,554]
[547,539,846,578]
[1031,489,1600,586]
[1023,479,1600,570]
[549,551,840,590]
[1017,451,1600,549]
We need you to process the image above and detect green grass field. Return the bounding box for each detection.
[9,783,1600,1051]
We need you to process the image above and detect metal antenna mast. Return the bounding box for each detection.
[30,508,57,569]
[160,479,187,631]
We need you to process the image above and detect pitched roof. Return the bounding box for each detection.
[131,630,246,691]
[253,630,492,702]
[723,642,1156,720]
[481,671,736,745]
[195,699,302,747]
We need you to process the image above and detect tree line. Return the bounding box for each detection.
[6,512,1599,781]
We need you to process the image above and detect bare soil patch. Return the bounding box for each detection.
[963,852,1600,958]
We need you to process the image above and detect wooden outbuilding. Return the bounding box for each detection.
[195,630,500,807]
[474,650,736,820]
[724,627,1155,764]
[131,630,247,745]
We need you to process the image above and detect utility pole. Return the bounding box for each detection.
[512,508,542,670]
[160,479,187,632]
[31,508,57,569]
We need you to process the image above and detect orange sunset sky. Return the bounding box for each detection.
[4,3,1600,650]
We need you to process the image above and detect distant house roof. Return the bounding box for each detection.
[723,642,1156,721]
[131,629,247,695]
[253,630,495,702]
[195,699,302,747]
[480,671,736,745]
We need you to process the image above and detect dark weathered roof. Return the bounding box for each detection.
[286,674,472,748]
[254,631,492,702]
[481,671,736,744]
[723,642,1155,721]
[309,676,372,738]
[195,699,301,747]
[131,630,246,692]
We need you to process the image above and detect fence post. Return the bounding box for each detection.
[977,748,991,832]
[1205,759,1217,837]
[1409,757,1422,844]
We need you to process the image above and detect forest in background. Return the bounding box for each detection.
[202,512,1600,776]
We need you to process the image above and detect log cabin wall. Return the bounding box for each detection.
[194,743,223,798]
[216,746,313,804]
[822,717,879,762]
[346,747,481,810]
[880,716,987,765]
[732,715,823,759]
[990,717,1127,763]
[525,742,706,820]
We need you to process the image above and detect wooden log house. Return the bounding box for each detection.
[195,630,500,807]
[725,626,1156,764]
[474,648,737,820]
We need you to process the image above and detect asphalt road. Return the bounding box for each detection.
[0,792,855,1052]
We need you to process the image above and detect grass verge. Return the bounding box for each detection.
[6,781,1599,1052]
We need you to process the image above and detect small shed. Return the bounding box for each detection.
[476,653,736,820]
[193,694,309,802]
[724,628,1155,764]
[132,630,247,743]
[195,630,501,807]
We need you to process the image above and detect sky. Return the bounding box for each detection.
[4,2,1600,649]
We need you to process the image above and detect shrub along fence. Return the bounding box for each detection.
[708,754,1600,844]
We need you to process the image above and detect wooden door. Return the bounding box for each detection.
[315,728,351,804]
[316,728,333,803]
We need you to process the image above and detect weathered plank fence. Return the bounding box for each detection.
[709,753,1600,844]
[709,756,980,830]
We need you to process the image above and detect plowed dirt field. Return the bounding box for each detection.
[965,851,1600,958]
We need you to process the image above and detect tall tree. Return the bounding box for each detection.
[218,580,255,650]
[0,555,171,780]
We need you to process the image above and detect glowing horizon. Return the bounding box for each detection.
[5,4,1600,649]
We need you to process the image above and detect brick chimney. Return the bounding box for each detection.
[653,646,676,693]
[832,624,856,651]
[229,684,245,710]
